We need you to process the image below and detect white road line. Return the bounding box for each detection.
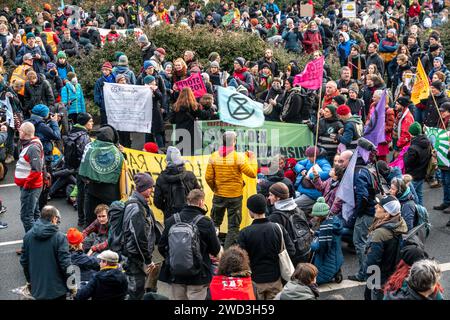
[0,183,16,188]
[0,240,23,247]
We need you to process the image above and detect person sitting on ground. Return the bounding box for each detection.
[208,245,256,300]
[75,250,128,300]
[311,165,344,217]
[275,263,320,300]
[82,204,110,256]
[67,227,99,283]
[384,259,443,300]
[310,197,344,285]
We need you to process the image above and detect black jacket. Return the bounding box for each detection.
[69,250,99,282]
[75,267,128,300]
[257,58,279,77]
[366,52,385,75]
[422,92,449,128]
[238,218,295,284]
[258,171,295,199]
[281,88,306,123]
[122,191,157,264]
[24,75,55,112]
[158,205,221,285]
[141,43,156,63]
[258,87,286,122]
[65,125,91,170]
[311,118,343,161]
[404,134,432,180]
[20,219,71,300]
[58,37,79,57]
[154,164,201,220]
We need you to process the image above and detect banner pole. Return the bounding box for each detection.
[429,88,448,131]
[313,87,323,165]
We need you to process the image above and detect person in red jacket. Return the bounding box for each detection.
[82,204,110,256]
[302,21,322,54]
[14,122,44,235]
[408,0,421,24]
[393,96,414,156]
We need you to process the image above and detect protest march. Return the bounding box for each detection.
[1,0,450,305]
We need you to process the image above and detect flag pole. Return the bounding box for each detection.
[313,86,323,165]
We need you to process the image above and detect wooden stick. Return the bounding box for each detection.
[313,86,323,165]
[429,88,447,131]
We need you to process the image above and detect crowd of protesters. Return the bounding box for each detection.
[0,0,448,301]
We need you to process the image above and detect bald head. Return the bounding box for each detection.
[19,122,35,139]
[338,150,353,169]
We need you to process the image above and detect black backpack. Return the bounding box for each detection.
[278,209,313,259]
[107,199,140,254]
[63,131,85,169]
[166,176,189,212]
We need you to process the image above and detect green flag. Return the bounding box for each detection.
[79,140,124,184]
[425,127,450,167]
[222,12,235,26]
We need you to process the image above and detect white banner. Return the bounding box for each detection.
[342,2,357,18]
[97,28,144,46]
[103,83,153,133]
[0,98,15,128]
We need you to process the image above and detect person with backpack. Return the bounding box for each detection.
[364,195,408,300]
[122,173,158,300]
[154,146,201,221]
[64,113,93,227]
[238,193,295,300]
[267,182,313,265]
[158,189,221,300]
[389,177,418,231]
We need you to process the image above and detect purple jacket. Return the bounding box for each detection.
[312,176,342,215]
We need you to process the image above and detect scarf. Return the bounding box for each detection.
[317,216,335,253]
[78,140,124,184]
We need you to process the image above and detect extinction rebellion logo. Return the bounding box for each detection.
[89,147,121,174]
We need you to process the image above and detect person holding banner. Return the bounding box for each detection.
[143,75,165,148]
[206,131,257,249]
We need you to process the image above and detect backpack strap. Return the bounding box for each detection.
[174,213,181,224]
[191,214,205,226]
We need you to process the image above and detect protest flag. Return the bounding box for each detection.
[411,59,430,105]
[336,149,358,222]
[175,73,207,98]
[425,126,450,167]
[293,56,324,90]
[217,86,264,128]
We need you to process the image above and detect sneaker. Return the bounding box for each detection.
[4,154,15,164]
[0,221,7,229]
[0,205,6,215]
[443,207,450,214]
[16,249,23,255]
[348,275,365,282]
[433,203,450,211]
[429,180,442,188]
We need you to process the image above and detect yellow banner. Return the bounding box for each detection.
[121,147,257,231]
[411,59,430,105]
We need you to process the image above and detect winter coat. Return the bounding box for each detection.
[276,280,318,300]
[258,87,286,122]
[422,92,449,128]
[395,108,414,149]
[294,152,332,200]
[311,215,344,284]
[257,58,280,77]
[258,171,295,198]
[65,124,91,170]
[94,74,116,124]
[397,188,417,231]
[337,115,363,150]
[15,45,49,75]
[238,218,296,284]
[232,68,254,93]
[20,218,71,300]
[404,134,432,180]
[14,137,44,189]
[282,28,301,52]
[61,82,86,115]
[23,75,55,112]
[205,147,257,198]
[429,65,450,87]
[45,71,64,100]
[302,29,322,54]
[5,43,22,68]
[122,191,157,264]
[353,159,378,220]
[158,205,221,285]
[55,62,74,81]
[378,38,399,63]
[268,198,309,265]
[365,215,408,285]
[69,250,99,282]
[112,66,137,84]
[312,177,342,215]
[57,37,79,57]
[347,98,366,120]
[27,115,61,160]
[337,37,357,66]
[75,266,128,300]
[154,164,201,220]
[141,43,156,63]
[384,282,443,300]
[281,87,308,123]
[311,117,343,160]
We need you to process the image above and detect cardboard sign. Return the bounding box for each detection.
[300,4,314,17]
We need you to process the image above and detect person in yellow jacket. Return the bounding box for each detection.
[206,131,257,249]
[10,53,33,96]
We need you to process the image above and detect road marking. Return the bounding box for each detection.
[0,183,16,188]
[0,240,23,247]
[318,262,450,293]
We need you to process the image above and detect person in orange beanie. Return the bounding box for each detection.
[67,228,99,283]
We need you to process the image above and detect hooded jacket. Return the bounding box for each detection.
[69,250,100,282]
[27,115,61,160]
[277,280,318,300]
[258,170,295,199]
[281,28,301,52]
[24,75,55,112]
[20,218,71,300]
[15,44,50,75]
[281,87,306,123]
[302,29,322,54]
[337,33,356,66]
[154,164,201,220]
[365,215,408,285]
[75,266,128,300]
[94,73,116,124]
[112,66,137,84]
[337,115,363,150]
[312,117,344,160]
[404,134,432,180]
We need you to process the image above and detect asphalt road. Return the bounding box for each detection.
[1,147,450,300]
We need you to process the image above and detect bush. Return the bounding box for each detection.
[72,24,315,117]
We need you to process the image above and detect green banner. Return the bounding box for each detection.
[198,120,314,160]
[425,127,450,167]
[221,12,235,26]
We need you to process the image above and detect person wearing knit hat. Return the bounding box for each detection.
[210,61,220,69]
[118,55,129,66]
[46,62,56,71]
[26,32,35,40]
[234,57,246,68]
[143,142,159,154]
[336,104,351,116]
[335,103,363,151]
[143,60,156,71]
[134,173,154,193]
[208,52,220,63]
[387,28,397,35]
[311,197,330,217]
[77,112,93,127]
[66,71,76,82]
[67,227,84,246]
[269,182,289,200]
[165,146,186,166]
[102,61,113,71]
[57,51,67,59]
[114,51,125,61]
[305,146,320,160]
[143,75,156,85]
[115,73,127,84]
[246,193,267,214]
[348,83,359,94]
[408,121,422,136]
[138,34,149,44]
[375,194,402,216]
[332,95,347,107]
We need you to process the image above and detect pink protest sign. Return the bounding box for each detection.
[293,56,324,90]
[175,73,207,98]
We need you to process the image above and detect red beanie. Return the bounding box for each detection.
[67,228,84,246]
[336,104,351,116]
[102,61,113,71]
[144,142,159,154]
